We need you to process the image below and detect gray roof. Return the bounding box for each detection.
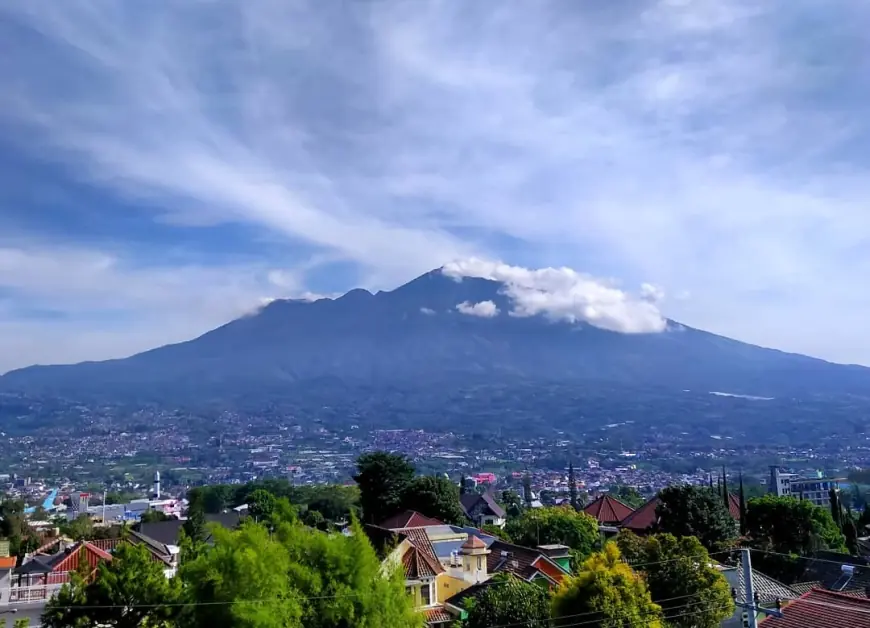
[460,493,506,520]
[720,566,798,604]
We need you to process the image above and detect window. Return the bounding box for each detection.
[421,582,432,606]
[477,557,482,570]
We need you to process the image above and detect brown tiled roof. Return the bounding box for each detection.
[379,510,445,530]
[759,588,870,627]
[401,528,444,576]
[424,607,454,624]
[584,495,635,525]
[402,545,442,579]
[620,496,660,532]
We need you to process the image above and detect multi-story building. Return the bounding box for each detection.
[769,466,840,507]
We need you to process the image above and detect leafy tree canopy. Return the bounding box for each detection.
[42,542,182,628]
[616,531,734,628]
[504,506,598,560]
[745,494,846,555]
[401,475,467,525]
[551,543,662,628]
[656,486,737,552]
[464,574,550,628]
[354,452,415,524]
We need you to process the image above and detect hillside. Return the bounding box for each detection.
[3,267,870,399]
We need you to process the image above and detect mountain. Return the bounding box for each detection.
[3,268,870,399]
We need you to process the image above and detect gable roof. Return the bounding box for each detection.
[18,542,112,575]
[378,510,445,530]
[583,495,635,524]
[759,588,870,627]
[460,493,506,520]
[620,496,660,532]
[402,544,443,579]
[401,528,444,575]
[719,565,798,605]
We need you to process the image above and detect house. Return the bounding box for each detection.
[759,587,870,626]
[460,493,507,528]
[583,494,635,526]
[365,523,482,627]
[12,541,112,602]
[371,511,571,626]
[485,540,570,585]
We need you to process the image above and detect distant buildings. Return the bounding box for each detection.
[768,466,840,507]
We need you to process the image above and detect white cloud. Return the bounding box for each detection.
[456,300,499,318]
[444,259,665,333]
[420,307,436,315]
[0,241,312,373]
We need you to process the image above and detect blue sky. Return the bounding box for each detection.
[2,0,870,373]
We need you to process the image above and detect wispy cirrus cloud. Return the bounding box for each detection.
[1,0,870,369]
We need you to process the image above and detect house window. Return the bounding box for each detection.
[421,582,432,606]
[477,557,482,570]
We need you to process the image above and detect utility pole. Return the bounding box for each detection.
[734,548,783,627]
[741,548,759,628]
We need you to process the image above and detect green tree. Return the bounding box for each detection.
[277,518,423,628]
[401,476,467,525]
[616,531,734,628]
[179,522,304,628]
[63,514,95,542]
[829,487,842,529]
[464,574,550,628]
[480,524,510,541]
[843,506,859,555]
[656,486,737,552]
[552,543,662,628]
[13,620,29,628]
[42,542,181,628]
[505,506,598,559]
[302,508,327,530]
[738,472,748,537]
[858,504,870,535]
[184,493,208,544]
[354,452,415,524]
[499,490,523,519]
[746,495,846,555]
[522,474,533,509]
[139,509,172,523]
[613,486,646,509]
[247,489,277,523]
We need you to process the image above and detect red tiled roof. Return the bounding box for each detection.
[379,510,445,530]
[620,496,660,532]
[727,493,741,519]
[584,495,635,524]
[759,588,870,627]
[424,607,454,624]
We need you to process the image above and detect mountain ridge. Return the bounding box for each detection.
[3,267,870,399]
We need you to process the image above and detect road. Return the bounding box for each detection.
[1,602,46,626]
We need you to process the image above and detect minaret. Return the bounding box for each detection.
[153,470,161,499]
